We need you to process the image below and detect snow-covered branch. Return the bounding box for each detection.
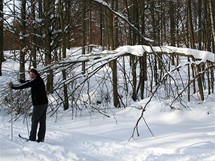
[41,46,215,75]
[115,45,215,63]
[38,45,215,94]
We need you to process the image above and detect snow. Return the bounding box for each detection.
[115,45,215,63]
[1,47,215,161]
[94,0,109,6]
[1,100,215,161]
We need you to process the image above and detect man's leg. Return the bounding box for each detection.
[29,106,39,141]
[29,105,47,141]
[38,104,48,142]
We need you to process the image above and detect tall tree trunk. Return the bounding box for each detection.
[131,55,137,101]
[170,0,176,65]
[88,4,93,53]
[59,0,69,110]
[66,0,72,49]
[209,0,215,53]
[140,0,147,99]
[110,0,120,107]
[187,0,195,48]
[197,65,204,101]
[31,0,37,68]
[114,0,119,48]
[44,0,53,93]
[150,1,159,85]
[99,6,104,48]
[82,0,87,74]
[187,58,191,101]
[19,0,27,80]
[0,0,3,76]
[131,0,138,101]
[198,0,202,50]
[187,0,197,95]
[124,0,132,44]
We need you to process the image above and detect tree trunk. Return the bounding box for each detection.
[66,0,72,49]
[30,0,37,68]
[82,0,87,74]
[198,0,202,50]
[19,0,27,80]
[139,0,147,99]
[131,55,137,101]
[0,0,3,76]
[88,4,93,53]
[169,0,176,65]
[197,65,204,101]
[110,0,120,107]
[187,57,191,101]
[187,0,195,48]
[44,0,53,93]
[99,6,104,48]
[59,0,69,110]
[114,0,119,48]
[209,0,215,53]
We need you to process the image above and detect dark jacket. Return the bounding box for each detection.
[12,76,48,106]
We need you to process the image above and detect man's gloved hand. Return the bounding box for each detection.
[9,81,13,88]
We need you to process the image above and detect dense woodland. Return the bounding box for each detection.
[0,0,214,115]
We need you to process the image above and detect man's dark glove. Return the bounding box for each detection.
[9,81,13,88]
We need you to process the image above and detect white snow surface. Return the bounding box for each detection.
[0,100,215,161]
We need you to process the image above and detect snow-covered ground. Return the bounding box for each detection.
[0,49,215,161]
[1,96,215,161]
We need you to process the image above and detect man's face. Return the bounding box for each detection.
[29,72,37,79]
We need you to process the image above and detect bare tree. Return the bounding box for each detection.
[0,0,3,76]
[209,0,215,53]
[186,0,195,49]
[19,0,27,80]
[59,0,69,110]
[81,0,87,74]
[44,0,55,93]
[30,0,37,68]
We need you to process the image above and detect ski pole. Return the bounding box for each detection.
[24,108,29,136]
[9,80,13,141]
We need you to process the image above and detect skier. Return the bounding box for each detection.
[9,68,48,142]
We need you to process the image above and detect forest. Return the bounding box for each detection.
[0,0,214,117]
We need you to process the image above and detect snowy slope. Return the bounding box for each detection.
[1,98,215,161]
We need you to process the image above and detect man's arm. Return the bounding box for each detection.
[19,79,28,83]
[12,80,32,90]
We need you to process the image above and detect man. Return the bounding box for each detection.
[9,68,48,142]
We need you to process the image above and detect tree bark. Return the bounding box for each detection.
[59,0,69,110]
[82,0,87,74]
[110,0,120,107]
[30,0,37,68]
[19,0,27,80]
[0,0,3,76]
[209,0,215,53]
[44,0,53,93]
[187,0,195,48]
[169,0,176,65]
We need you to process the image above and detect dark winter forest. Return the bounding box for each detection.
[0,0,214,112]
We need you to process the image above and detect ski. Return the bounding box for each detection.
[18,134,29,142]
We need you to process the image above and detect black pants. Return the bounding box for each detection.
[29,104,48,141]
